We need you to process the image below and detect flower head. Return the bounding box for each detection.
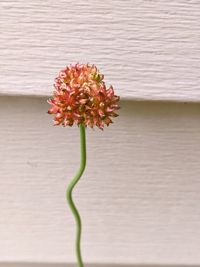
[48,63,120,129]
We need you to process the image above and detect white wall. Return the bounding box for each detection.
[0,96,200,265]
[0,0,200,101]
[1,0,200,266]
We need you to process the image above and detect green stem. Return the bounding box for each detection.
[66,124,86,267]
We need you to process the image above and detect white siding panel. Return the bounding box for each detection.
[0,96,200,265]
[0,1,200,101]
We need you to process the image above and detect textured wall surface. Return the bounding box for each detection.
[0,96,200,265]
[0,0,200,101]
[1,1,200,266]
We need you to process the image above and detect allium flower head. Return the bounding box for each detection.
[48,63,120,129]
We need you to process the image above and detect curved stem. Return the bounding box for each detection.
[66,124,86,267]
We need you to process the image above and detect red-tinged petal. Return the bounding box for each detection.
[98,109,104,117]
[98,123,104,130]
[73,113,81,119]
[112,95,120,103]
[55,113,63,120]
[106,107,114,112]
[79,99,88,104]
[110,112,119,117]
[104,117,112,125]
[107,86,114,97]
[53,120,60,126]
[59,71,67,79]
[48,106,59,114]
[111,104,120,110]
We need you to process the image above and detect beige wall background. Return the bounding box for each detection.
[0,97,200,266]
[0,0,200,101]
[0,0,200,266]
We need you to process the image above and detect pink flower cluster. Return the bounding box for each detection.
[48,64,120,129]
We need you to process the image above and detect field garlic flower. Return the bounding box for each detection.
[48,64,120,129]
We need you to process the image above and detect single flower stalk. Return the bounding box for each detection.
[48,63,120,267]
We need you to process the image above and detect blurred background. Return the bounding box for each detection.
[0,1,200,267]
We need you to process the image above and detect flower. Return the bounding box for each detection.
[48,63,120,130]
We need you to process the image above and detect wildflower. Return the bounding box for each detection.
[48,63,120,129]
